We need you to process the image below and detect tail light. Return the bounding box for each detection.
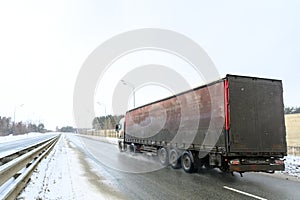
[230,159,240,165]
[274,159,284,165]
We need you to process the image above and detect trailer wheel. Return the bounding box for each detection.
[219,164,229,172]
[181,153,195,173]
[169,149,181,169]
[158,147,168,166]
[129,143,136,153]
[118,141,124,152]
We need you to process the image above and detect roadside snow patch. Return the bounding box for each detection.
[280,155,300,178]
[0,132,52,144]
[17,134,113,199]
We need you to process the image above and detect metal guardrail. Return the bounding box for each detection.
[0,134,60,200]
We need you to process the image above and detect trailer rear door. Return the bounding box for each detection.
[227,75,286,153]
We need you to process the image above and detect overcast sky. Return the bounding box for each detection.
[0,0,299,130]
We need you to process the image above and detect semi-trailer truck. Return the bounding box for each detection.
[116,74,287,174]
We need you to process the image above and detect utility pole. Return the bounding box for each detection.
[121,79,136,108]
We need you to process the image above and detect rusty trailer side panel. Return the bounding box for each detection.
[125,80,225,150]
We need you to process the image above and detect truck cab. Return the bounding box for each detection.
[115,117,126,151]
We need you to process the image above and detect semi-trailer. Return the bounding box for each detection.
[116,74,287,174]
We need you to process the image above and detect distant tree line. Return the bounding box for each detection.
[92,115,124,130]
[285,106,300,114]
[0,116,46,136]
[58,126,76,132]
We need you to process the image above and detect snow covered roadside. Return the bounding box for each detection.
[0,132,50,144]
[17,134,123,200]
[279,155,300,179]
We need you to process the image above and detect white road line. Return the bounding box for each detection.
[223,186,268,200]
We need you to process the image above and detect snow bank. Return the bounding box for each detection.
[18,134,122,199]
[0,132,52,144]
[280,155,300,178]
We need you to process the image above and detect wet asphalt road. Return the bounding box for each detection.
[65,134,300,200]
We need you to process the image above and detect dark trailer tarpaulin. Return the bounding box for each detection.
[227,75,286,155]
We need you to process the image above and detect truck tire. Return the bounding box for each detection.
[219,164,229,173]
[118,141,128,152]
[158,147,169,166]
[169,149,181,169]
[181,152,195,173]
[129,143,136,153]
[118,141,123,152]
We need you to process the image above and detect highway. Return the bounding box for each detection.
[65,134,300,200]
[0,133,59,158]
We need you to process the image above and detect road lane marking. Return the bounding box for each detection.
[223,186,267,200]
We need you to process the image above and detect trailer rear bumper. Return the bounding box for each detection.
[229,164,285,172]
